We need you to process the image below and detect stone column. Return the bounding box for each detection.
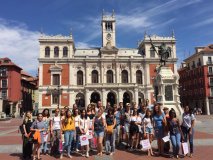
[118,89,123,103]
[206,97,210,115]
[116,63,120,83]
[100,63,104,83]
[85,89,90,108]
[130,62,133,83]
[9,102,13,115]
[69,91,75,109]
[14,103,19,117]
[134,88,139,105]
[102,89,107,107]
[85,63,88,84]
[0,99,3,113]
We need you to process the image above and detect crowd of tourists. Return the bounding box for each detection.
[20,100,195,160]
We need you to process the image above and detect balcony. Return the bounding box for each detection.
[208,72,213,75]
[207,61,213,65]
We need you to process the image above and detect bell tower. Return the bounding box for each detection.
[102,10,116,47]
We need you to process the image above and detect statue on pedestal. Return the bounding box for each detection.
[150,37,172,66]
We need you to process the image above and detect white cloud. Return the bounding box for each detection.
[0,18,40,75]
[75,42,91,48]
[192,17,213,28]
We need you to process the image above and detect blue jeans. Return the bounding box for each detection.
[64,130,75,155]
[170,133,181,156]
[105,133,115,153]
[114,125,120,142]
[181,126,194,153]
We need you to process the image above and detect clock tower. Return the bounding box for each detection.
[102,10,116,47]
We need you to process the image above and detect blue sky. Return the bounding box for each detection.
[0,0,213,75]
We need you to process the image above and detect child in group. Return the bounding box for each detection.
[143,109,154,156]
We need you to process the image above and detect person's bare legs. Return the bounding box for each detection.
[98,137,103,156]
[37,144,42,159]
[33,143,38,160]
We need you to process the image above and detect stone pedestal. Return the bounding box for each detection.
[154,66,183,116]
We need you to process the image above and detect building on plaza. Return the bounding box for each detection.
[38,12,178,113]
[0,57,37,117]
[178,44,213,115]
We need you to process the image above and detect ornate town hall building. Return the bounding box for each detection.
[38,12,178,112]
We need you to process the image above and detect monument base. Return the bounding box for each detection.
[155,66,183,116]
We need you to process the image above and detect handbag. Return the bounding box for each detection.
[106,125,114,134]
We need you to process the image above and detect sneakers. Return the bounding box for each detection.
[67,154,72,158]
[76,149,80,152]
[86,152,89,158]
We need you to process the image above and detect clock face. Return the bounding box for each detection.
[106,33,112,40]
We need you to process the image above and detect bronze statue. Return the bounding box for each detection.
[149,36,172,66]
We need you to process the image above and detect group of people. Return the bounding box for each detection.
[21,100,195,160]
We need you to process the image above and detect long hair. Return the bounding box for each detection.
[169,109,177,118]
[23,111,32,123]
[80,109,87,119]
[42,108,50,118]
[144,109,153,124]
[64,109,73,125]
[152,104,163,116]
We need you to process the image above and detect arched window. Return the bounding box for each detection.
[63,47,68,57]
[107,70,113,83]
[92,70,98,83]
[45,47,50,57]
[54,46,59,57]
[150,47,155,58]
[136,70,143,84]
[121,70,128,83]
[77,71,83,85]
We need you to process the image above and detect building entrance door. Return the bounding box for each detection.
[107,92,116,107]
[90,92,100,104]
[123,92,131,108]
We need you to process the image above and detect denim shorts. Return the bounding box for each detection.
[124,123,130,133]
[145,127,153,134]
[154,126,164,139]
[94,130,104,138]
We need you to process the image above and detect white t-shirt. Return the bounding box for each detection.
[79,117,90,132]
[143,117,153,129]
[75,115,80,127]
[52,116,61,130]
[136,116,142,123]
[182,113,195,129]
[130,116,137,122]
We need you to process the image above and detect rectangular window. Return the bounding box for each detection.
[1,89,7,99]
[2,79,7,88]
[211,88,213,96]
[0,68,7,77]
[208,57,212,64]
[150,49,155,58]
[52,74,60,85]
[210,78,213,86]
[52,94,59,104]
[209,67,213,74]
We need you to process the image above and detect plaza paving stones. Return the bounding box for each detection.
[0,116,213,159]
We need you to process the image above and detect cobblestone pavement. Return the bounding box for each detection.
[0,115,213,160]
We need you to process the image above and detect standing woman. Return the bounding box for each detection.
[181,106,195,157]
[143,109,154,156]
[92,109,105,156]
[73,108,81,152]
[79,109,90,157]
[124,103,131,148]
[31,113,45,160]
[61,109,75,158]
[153,104,167,156]
[50,108,62,156]
[22,111,33,160]
[105,108,116,155]
[42,109,51,155]
[113,104,121,146]
[129,108,139,150]
[167,109,183,159]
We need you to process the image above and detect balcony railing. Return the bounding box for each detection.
[208,72,213,75]
[207,61,213,65]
